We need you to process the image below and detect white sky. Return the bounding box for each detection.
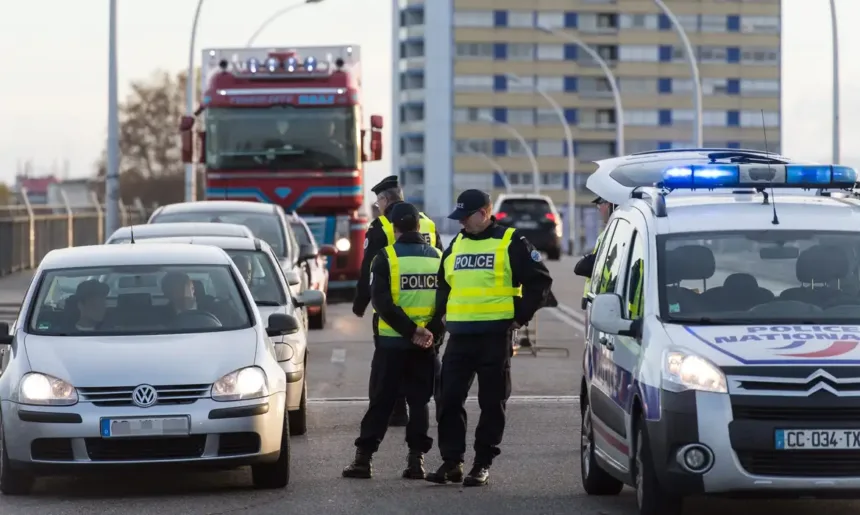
[0,0,858,195]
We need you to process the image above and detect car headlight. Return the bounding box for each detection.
[19,372,78,406]
[335,237,351,252]
[663,351,727,394]
[211,366,269,402]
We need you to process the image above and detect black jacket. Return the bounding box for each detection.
[370,232,444,349]
[430,220,553,335]
[353,200,443,316]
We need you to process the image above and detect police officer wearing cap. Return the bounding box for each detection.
[425,189,552,487]
[354,175,444,427]
[574,196,615,308]
[342,202,443,480]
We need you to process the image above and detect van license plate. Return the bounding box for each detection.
[515,221,538,229]
[775,429,860,449]
[100,417,190,438]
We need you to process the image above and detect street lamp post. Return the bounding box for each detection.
[465,142,512,193]
[538,25,624,156]
[247,0,325,46]
[654,0,702,147]
[478,115,540,194]
[106,0,120,236]
[830,0,840,163]
[505,74,577,255]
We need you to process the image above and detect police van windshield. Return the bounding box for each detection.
[658,231,860,323]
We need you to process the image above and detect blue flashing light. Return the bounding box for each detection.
[304,56,316,72]
[786,165,830,185]
[247,58,260,73]
[661,165,739,189]
[265,57,279,72]
[832,165,857,185]
[285,57,298,72]
[660,164,858,190]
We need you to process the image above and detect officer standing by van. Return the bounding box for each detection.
[342,202,443,480]
[574,196,615,308]
[353,175,445,426]
[425,189,552,487]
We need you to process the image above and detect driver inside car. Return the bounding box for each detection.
[68,279,110,332]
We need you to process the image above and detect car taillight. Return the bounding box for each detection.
[545,213,556,222]
[496,212,507,219]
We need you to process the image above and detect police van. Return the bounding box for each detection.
[578,148,860,514]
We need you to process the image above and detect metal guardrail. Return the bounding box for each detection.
[0,190,152,278]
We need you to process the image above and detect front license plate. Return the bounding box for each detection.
[100,417,190,438]
[515,221,538,229]
[775,429,860,450]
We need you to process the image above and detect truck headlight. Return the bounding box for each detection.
[335,237,351,252]
[663,351,727,394]
[19,372,78,406]
[211,366,269,402]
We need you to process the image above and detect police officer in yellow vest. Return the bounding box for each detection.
[425,189,552,487]
[353,175,444,427]
[342,203,444,480]
[574,196,615,308]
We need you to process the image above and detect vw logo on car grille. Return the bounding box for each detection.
[132,384,158,408]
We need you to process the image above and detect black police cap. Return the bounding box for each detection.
[389,202,420,231]
[447,189,491,220]
[371,175,400,195]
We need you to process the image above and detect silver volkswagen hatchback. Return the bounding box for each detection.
[0,243,298,494]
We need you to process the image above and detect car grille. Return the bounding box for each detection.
[85,436,206,461]
[733,405,860,422]
[738,450,860,477]
[78,384,210,407]
[218,432,260,456]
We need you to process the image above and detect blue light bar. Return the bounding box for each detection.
[660,164,857,190]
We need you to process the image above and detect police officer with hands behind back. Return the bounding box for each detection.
[354,175,444,427]
[342,202,443,480]
[425,189,553,487]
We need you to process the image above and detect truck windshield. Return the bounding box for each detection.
[205,106,359,170]
[657,230,860,324]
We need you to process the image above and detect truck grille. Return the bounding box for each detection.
[738,450,860,477]
[78,384,210,407]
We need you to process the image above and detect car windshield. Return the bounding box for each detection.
[659,230,860,324]
[226,250,288,306]
[499,199,552,216]
[290,222,311,246]
[28,264,252,336]
[151,212,285,256]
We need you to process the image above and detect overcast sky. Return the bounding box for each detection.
[0,0,857,194]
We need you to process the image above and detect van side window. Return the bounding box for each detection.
[595,220,633,295]
[624,232,645,320]
[589,220,618,296]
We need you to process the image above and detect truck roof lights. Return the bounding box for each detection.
[660,164,858,190]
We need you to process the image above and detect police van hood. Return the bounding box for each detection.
[663,323,860,367]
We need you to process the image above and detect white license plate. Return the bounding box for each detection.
[100,417,190,438]
[515,221,538,229]
[775,429,860,450]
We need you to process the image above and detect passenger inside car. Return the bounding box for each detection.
[66,280,110,331]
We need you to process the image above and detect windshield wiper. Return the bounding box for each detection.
[255,300,283,306]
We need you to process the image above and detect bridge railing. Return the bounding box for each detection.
[0,190,152,278]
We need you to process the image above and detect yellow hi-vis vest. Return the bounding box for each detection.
[380,213,437,247]
[444,228,522,322]
[377,244,443,338]
[582,231,606,301]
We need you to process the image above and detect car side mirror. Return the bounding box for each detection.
[284,270,301,286]
[318,244,337,256]
[266,313,299,337]
[0,322,12,346]
[590,293,639,338]
[295,289,325,308]
[298,244,318,262]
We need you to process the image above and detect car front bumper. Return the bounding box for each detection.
[1,392,286,472]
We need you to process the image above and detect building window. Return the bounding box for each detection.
[580,109,616,129]
[700,14,727,32]
[453,75,494,92]
[453,10,494,27]
[579,77,612,96]
[400,9,424,27]
[625,110,659,126]
[507,139,536,157]
[537,140,565,157]
[536,76,564,92]
[740,79,780,95]
[577,142,615,161]
[740,111,779,128]
[508,43,535,61]
[672,109,695,124]
[455,139,491,154]
[400,104,424,123]
[597,13,618,29]
[741,15,780,34]
[455,42,493,59]
[400,40,424,58]
[453,107,493,123]
[401,135,424,154]
[670,46,689,63]
[702,78,729,95]
[400,72,424,90]
[625,140,660,154]
[618,77,656,94]
[698,46,727,63]
[741,47,779,65]
[619,13,658,30]
[537,44,565,61]
[506,108,534,125]
[703,110,727,127]
[541,172,565,189]
[619,45,659,62]
[536,11,564,28]
[507,11,534,28]
[536,108,560,125]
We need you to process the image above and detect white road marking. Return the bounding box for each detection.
[330,348,346,363]
[308,395,579,405]
[546,307,584,330]
[556,302,586,322]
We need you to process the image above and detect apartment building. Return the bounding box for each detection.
[392,0,781,244]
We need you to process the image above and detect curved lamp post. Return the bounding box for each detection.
[478,114,540,194]
[247,0,325,46]
[830,0,840,162]
[464,141,512,193]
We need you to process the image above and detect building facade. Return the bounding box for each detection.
[392,0,781,244]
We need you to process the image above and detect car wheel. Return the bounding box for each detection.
[0,415,34,495]
[251,403,291,489]
[309,301,326,330]
[580,401,624,495]
[288,380,308,436]
[633,414,683,515]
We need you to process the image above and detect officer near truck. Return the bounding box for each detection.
[353,175,444,427]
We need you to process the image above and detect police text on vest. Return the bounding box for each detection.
[400,273,438,290]
[453,254,495,270]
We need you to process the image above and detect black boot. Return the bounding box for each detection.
[342,450,373,479]
[389,398,409,427]
[463,463,490,487]
[424,460,464,484]
[402,451,426,479]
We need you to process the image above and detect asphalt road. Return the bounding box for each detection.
[0,259,859,513]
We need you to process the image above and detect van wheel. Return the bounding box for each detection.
[0,417,34,495]
[580,402,623,495]
[252,405,291,489]
[288,381,308,436]
[309,303,326,330]
[633,415,683,515]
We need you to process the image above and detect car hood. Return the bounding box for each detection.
[663,323,860,367]
[23,328,259,387]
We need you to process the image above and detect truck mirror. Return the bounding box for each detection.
[370,115,383,130]
[197,131,206,164]
[370,131,383,161]
[179,115,195,132]
[181,131,193,163]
